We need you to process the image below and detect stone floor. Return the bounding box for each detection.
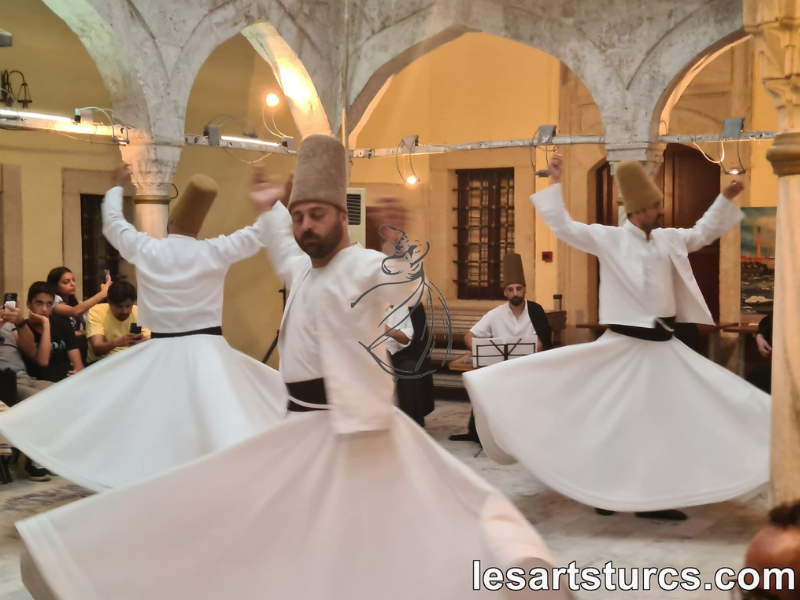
[0,400,768,599]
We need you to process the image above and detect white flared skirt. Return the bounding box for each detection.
[463,331,771,512]
[0,335,287,492]
[19,408,560,600]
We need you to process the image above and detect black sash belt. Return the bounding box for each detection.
[150,326,223,339]
[286,378,328,412]
[609,317,676,342]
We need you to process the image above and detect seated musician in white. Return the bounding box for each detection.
[449,253,552,442]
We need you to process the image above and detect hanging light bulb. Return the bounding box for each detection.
[265,93,280,108]
[406,175,418,185]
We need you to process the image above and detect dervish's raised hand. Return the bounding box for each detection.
[251,166,288,213]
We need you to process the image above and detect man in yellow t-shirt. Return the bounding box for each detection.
[86,281,150,364]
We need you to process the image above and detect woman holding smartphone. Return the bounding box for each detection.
[46,267,112,332]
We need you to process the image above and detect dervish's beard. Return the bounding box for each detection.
[296,223,343,259]
[509,296,525,306]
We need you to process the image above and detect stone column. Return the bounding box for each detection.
[745,0,800,505]
[119,138,182,239]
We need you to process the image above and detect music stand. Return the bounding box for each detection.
[262,287,286,364]
[472,336,537,369]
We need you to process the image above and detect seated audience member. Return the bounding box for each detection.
[0,302,54,401]
[47,266,111,333]
[741,500,800,599]
[0,297,56,482]
[86,281,150,364]
[747,312,773,394]
[16,282,84,383]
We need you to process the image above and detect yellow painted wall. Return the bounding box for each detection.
[0,0,297,363]
[180,34,299,365]
[750,50,779,208]
[4,2,778,363]
[558,64,606,344]
[0,0,119,291]
[350,33,561,313]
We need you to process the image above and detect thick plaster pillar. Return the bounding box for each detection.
[745,0,800,504]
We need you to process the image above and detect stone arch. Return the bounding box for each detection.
[345,0,614,139]
[656,34,750,139]
[39,0,160,136]
[172,0,336,137]
[642,1,748,146]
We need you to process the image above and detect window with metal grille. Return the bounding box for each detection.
[454,168,515,300]
[80,194,131,297]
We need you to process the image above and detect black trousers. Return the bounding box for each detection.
[747,366,772,394]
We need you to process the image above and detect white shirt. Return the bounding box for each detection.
[102,187,267,333]
[621,221,677,319]
[384,307,414,356]
[532,184,744,327]
[260,203,420,433]
[280,269,323,382]
[470,303,537,340]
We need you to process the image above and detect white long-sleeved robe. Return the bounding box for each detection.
[15,200,566,600]
[0,186,287,492]
[463,184,771,512]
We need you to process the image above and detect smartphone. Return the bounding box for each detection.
[3,293,17,308]
[130,323,142,335]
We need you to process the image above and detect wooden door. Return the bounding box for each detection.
[663,144,721,321]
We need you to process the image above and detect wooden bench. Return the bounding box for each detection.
[432,307,566,348]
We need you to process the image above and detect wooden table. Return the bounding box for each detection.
[576,322,736,364]
[722,323,760,377]
[699,322,736,363]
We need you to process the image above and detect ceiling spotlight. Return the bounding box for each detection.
[722,118,745,140]
[536,125,557,145]
[397,135,420,186]
[266,93,280,108]
[722,117,746,176]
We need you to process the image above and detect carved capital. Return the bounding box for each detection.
[745,0,800,131]
[119,134,182,198]
[767,131,800,175]
[605,143,665,178]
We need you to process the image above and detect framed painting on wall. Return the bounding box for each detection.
[740,207,777,316]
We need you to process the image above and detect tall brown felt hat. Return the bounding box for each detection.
[615,159,663,214]
[169,175,218,236]
[288,134,347,212]
[502,253,526,288]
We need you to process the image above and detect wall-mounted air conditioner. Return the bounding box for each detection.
[346,187,365,247]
